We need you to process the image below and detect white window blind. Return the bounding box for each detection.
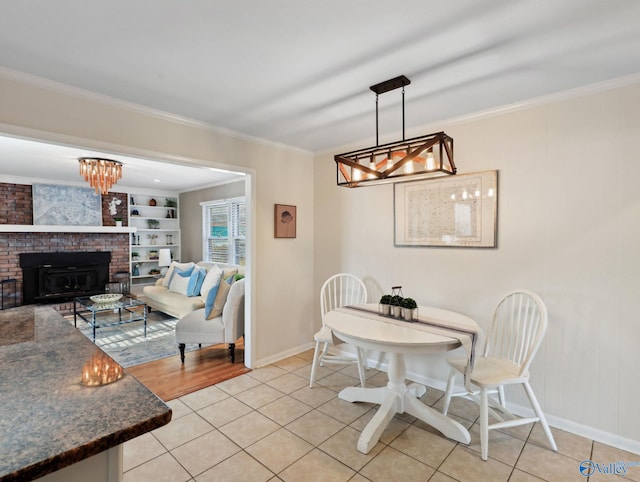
[202,197,246,265]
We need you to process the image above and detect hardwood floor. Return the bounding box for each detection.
[126,338,249,401]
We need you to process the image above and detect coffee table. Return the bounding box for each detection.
[74,294,147,342]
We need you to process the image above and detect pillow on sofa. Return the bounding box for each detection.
[163,261,195,288]
[168,266,194,296]
[200,264,223,299]
[205,277,231,319]
[186,266,207,297]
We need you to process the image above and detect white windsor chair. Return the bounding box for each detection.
[442,289,558,460]
[309,273,368,388]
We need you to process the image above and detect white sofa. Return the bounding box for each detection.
[142,261,245,363]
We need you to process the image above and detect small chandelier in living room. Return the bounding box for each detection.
[334,75,456,187]
[78,157,123,195]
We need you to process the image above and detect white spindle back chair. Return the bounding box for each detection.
[309,273,368,388]
[442,290,557,460]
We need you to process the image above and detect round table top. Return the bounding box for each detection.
[324,304,478,355]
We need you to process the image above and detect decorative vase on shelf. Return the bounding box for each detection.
[114,219,123,227]
[149,198,157,206]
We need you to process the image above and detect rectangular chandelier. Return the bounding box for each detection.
[334,75,456,188]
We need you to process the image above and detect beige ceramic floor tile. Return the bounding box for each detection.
[339,364,381,381]
[152,412,214,451]
[295,349,316,362]
[317,396,372,425]
[465,422,526,466]
[171,429,241,477]
[528,423,591,461]
[234,383,285,409]
[516,443,584,482]
[429,471,462,482]
[290,385,338,408]
[165,398,193,420]
[266,372,309,394]
[215,373,262,395]
[362,370,389,388]
[278,448,355,482]
[439,445,511,482]
[316,371,361,392]
[319,426,384,471]
[359,446,435,482]
[509,469,547,481]
[348,474,372,482]
[123,432,166,472]
[286,409,346,446]
[294,362,334,382]
[217,410,280,448]
[245,428,314,473]
[195,451,274,482]
[123,452,191,482]
[179,384,229,411]
[432,396,479,423]
[272,355,310,372]
[258,395,313,426]
[589,442,640,482]
[390,425,456,468]
[197,396,253,428]
[419,387,445,407]
[246,364,289,382]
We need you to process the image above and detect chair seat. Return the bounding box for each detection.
[448,356,528,388]
[175,309,224,344]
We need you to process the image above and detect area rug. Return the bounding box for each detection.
[67,311,197,368]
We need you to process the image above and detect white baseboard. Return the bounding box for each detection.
[255,342,314,368]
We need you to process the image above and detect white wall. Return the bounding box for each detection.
[0,72,315,366]
[314,81,640,450]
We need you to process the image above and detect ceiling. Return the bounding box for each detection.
[1,0,640,189]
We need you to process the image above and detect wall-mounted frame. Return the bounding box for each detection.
[274,204,297,238]
[394,170,498,248]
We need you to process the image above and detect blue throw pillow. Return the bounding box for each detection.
[204,281,221,318]
[167,265,194,287]
[187,267,206,297]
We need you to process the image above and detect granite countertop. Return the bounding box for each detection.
[0,305,172,481]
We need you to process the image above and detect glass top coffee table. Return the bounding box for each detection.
[74,294,147,342]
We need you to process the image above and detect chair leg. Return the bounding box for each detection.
[523,381,558,452]
[179,343,186,363]
[442,369,456,416]
[480,387,489,461]
[309,340,323,388]
[229,343,235,363]
[356,347,366,388]
[497,385,506,409]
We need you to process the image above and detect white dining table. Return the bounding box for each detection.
[324,303,479,454]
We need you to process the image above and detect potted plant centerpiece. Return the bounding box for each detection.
[131,251,140,261]
[390,294,404,318]
[378,294,392,315]
[401,297,418,321]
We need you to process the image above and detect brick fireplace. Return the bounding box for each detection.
[0,182,129,314]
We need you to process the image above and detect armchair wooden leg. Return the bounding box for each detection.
[229,343,235,363]
[179,343,186,363]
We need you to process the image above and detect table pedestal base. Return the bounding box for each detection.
[338,353,471,454]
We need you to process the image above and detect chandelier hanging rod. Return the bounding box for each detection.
[370,75,410,146]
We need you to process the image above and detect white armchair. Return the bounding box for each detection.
[176,278,245,363]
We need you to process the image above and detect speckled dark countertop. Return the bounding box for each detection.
[0,305,172,481]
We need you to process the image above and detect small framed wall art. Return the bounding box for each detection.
[274,204,297,238]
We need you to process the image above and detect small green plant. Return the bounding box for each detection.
[401,297,417,309]
[379,294,393,305]
[147,219,160,229]
[164,198,177,208]
[131,252,140,258]
[391,294,404,306]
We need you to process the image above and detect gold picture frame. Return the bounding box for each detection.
[274,204,297,238]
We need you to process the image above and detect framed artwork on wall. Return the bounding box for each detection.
[32,183,102,226]
[394,170,498,248]
[274,204,296,238]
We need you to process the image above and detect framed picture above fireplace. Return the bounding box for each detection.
[33,184,102,226]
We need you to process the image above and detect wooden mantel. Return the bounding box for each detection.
[0,225,137,233]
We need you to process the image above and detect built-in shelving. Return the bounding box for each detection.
[128,193,181,292]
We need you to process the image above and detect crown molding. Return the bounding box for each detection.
[0,66,311,155]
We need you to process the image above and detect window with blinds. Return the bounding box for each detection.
[202,197,246,265]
